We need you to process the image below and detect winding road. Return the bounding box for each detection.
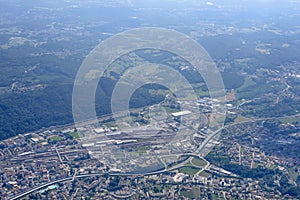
[9,113,300,200]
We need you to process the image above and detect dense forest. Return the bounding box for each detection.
[1,27,300,140]
[0,77,167,140]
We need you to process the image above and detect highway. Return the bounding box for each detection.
[9,153,206,200]
[9,113,300,200]
[8,172,163,200]
[196,113,300,154]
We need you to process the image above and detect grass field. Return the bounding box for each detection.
[49,135,63,141]
[280,117,300,124]
[234,115,251,123]
[114,153,125,159]
[191,157,208,167]
[137,146,151,154]
[180,187,201,199]
[68,132,80,139]
[237,77,256,92]
[179,167,199,175]
[198,171,211,178]
[288,167,299,182]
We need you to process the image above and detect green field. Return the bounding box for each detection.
[288,167,299,182]
[163,106,180,114]
[191,157,208,167]
[180,187,201,199]
[179,167,199,175]
[199,171,211,178]
[237,77,256,92]
[280,117,300,124]
[49,135,63,141]
[68,132,80,139]
[136,146,151,154]
[114,153,125,159]
[234,115,251,123]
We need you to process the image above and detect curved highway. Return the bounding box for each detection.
[9,114,300,200]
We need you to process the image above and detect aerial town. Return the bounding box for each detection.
[0,96,299,199]
[1,0,300,199]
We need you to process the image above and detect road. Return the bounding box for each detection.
[9,153,206,200]
[196,113,300,154]
[9,113,300,200]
